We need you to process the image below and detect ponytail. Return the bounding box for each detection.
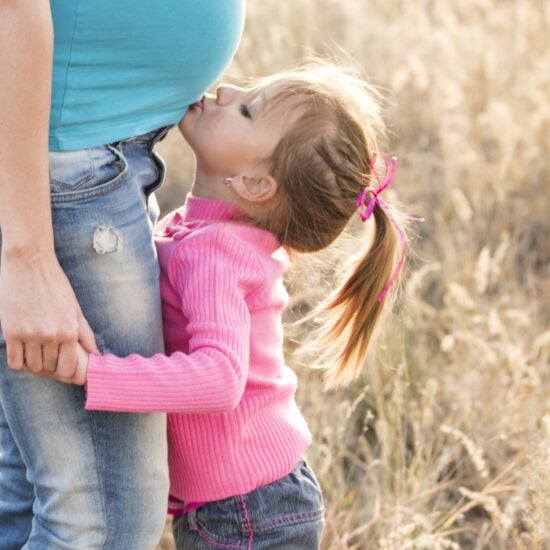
[238,64,418,387]
[306,205,403,389]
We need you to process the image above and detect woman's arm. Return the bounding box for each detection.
[0,0,97,376]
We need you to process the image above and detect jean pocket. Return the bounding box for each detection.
[178,496,244,548]
[49,148,95,190]
[49,145,127,203]
[245,461,325,535]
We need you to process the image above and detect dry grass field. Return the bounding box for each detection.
[155,1,549,548]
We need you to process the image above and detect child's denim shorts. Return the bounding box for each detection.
[172,459,324,549]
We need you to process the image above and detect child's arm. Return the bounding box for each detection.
[84,228,261,414]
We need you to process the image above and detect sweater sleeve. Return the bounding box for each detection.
[85,227,262,413]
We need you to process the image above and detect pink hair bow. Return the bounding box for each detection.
[356,153,422,302]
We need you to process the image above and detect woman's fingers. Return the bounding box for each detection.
[56,341,78,379]
[23,343,43,373]
[6,340,24,370]
[42,342,60,372]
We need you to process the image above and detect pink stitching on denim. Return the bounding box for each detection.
[254,508,324,531]
[194,528,240,549]
[240,495,254,550]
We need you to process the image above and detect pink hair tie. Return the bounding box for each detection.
[356,153,422,301]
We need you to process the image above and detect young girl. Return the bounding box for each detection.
[42,63,411,549]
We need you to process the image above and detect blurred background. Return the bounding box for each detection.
[156,1,549,548]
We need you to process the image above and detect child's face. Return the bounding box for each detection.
[179,83,288,181]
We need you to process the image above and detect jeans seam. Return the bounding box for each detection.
[89,415,108,549]
[30,515,88,550]
[192,529,241,549]
[252,508,325,532]
[239,495,254,550]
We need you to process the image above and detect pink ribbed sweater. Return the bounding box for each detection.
[85,195,312,502]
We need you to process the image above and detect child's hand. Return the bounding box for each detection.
[24,342,89,386]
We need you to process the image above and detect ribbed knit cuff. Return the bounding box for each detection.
[85,353,124,411]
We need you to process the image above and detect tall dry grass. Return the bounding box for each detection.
[155,1,549,548]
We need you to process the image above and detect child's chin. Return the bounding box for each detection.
[177,117,189,136]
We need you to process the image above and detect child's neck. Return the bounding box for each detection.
[189,165,266,221]
[190,168,234,203]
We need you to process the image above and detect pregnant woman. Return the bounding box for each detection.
[0,1,245,548]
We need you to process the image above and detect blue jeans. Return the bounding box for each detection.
[172,459,325,549]
[0,128,171,549]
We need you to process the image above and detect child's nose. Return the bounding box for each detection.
[215,85,232,105]
[215,84,242,106]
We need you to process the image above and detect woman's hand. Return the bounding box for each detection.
[0,252,98,378]
[72,343,90,385]
[23,342,90,386]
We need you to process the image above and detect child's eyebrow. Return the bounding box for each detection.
[245,89,268,116]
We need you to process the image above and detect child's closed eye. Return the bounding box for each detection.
[240,104,252,118]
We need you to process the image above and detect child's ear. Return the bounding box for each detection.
[230,174,278,203]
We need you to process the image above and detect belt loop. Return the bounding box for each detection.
[151,124,174,147]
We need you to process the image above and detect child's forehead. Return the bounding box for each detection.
[244,79,280,102]
[251,75,296,95]
[246,78,307,115]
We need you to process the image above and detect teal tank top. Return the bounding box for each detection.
[49,0,245,151]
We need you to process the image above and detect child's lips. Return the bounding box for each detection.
[191,96,204,111]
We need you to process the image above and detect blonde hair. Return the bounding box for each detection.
[247,62,405,388]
